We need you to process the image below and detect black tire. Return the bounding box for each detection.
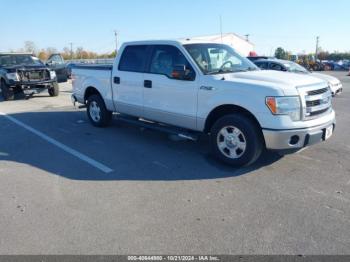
[0,80,14,101]
[210,114,263,167]
[48,81,59,97]
[86,94,112,127]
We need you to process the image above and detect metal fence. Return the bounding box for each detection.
[65,58,114,64]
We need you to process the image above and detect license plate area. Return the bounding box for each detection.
[323,125,333,140]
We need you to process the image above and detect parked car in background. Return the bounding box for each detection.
[45,54,68,83]
[71,40,335,167]
[247,56,274,62]
[0,53,59,100]
[254,59,343,96]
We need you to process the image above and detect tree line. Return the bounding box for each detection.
[274,47,350,61]
[12,41,116,61]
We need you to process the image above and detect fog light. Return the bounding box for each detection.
[289,135,300,145]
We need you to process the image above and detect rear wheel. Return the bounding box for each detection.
[86,94,112,127]
[210,114,263,167]
[0,80,14,101]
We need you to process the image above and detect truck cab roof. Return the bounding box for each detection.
[121,39,218,47]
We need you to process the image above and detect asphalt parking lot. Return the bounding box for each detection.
[0,71,349,255]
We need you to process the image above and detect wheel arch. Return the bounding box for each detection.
[204,104,263,134]
[84,86,101,103]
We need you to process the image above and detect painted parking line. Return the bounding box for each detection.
[0,111,114,174]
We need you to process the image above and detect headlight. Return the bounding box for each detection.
[6,72,20,81]
[49,70,56,79]
[266,96,301,121]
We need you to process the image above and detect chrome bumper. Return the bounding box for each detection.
[263,118,336,151]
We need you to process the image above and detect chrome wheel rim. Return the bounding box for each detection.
[89,101,101,122]
[217,125,247,159]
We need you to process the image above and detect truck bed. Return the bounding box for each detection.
[72,64,113,105]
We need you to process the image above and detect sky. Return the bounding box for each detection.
[0,0,349,55]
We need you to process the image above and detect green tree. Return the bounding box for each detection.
[275,47,287,59]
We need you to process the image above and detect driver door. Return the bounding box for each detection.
[142,45,199,130]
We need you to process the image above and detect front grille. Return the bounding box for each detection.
[18,70,50,82]
[299,85,332,120]
[306,100,321,107]
[307,87,329,96]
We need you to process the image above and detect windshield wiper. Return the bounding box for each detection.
[206,67,257,75]
[247,67,257,71]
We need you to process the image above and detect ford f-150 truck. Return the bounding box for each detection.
[0,53,59,100]
[71,40,336,167]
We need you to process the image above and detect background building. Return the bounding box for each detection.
[187,33,255,56]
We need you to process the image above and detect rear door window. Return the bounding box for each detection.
[118,45,148,72]
[256,62,268,69]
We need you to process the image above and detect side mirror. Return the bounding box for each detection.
[171,65,194,81]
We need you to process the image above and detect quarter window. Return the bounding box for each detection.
[256,62,268,69]
[118,45,148,72]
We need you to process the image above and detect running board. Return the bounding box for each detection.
[115,115,199,141]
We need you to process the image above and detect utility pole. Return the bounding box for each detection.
[114,30,118,52]
[219,16,223,43]
[244,34,250,42]
[315,36,319,60]
[69,42,73,60]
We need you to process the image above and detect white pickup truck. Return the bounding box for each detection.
[71,40,335,167]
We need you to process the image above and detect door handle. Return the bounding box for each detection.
[144,80,152,88]
[114,76,120,84]
[200,86,216,91]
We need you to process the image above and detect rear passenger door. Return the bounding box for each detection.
[113,45,149,117]
[142,45,199,130]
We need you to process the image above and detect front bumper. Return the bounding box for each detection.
[8,79,56,87]
[263,118,336,152]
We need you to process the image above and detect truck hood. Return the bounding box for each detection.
[311,72,340,85]
[210,70,327,96]
[218,70,325,87]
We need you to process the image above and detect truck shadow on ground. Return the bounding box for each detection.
[0,110,283,181]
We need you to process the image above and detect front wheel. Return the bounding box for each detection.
[0,80,14,101]
[86,94,112,127]
[48,81,59,96]
[210,114,263,167]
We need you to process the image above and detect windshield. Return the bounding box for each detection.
[184,43,258,75]
[284,61,309,73]
[0,54,43,67]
